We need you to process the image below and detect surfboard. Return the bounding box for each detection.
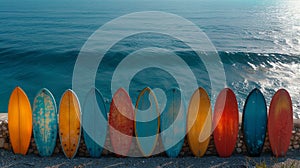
[32,88,57,157]
[109,88,134,157]
[242,88,267,156]
[135,87,160,157]
[213,88,239,157]
[160,88,186,158]
[268,89,293,157]
[8,87,32,155]
[82,88,107,157]
[58,89,81,159]
[187,87,212,157]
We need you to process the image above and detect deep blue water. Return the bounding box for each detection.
[0,0,299,117]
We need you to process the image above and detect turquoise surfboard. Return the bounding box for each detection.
[82,88,107,157]
[135,87,160,157]
[160,88,186,157]
[242,88,267,156]
[32,88,57,157]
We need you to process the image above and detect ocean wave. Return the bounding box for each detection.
[0,48,299,118]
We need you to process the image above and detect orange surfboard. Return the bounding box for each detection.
[8,87,32,155]
[187,87,212,157]
[109,88,134,157]
[213,88,239,157]
[268,89,293,157]
[58,89,81,159]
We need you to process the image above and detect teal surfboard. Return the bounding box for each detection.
[135,87,160,157]
[82,88,107,157]
[32,88,57,157]
[160,88,186,157]
[242,88,267,156]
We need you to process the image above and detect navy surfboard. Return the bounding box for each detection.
[160,88,186,157]
[82,88,107,157]
[32,88,57,157]
[242,88,267,156]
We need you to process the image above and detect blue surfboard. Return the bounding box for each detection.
[242,88,267,156]
[135,87,160,157]
[32,88,57,157]
[82,88,107,157]
[160,88,186,157]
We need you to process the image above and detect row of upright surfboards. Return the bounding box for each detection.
[7,86,293,158]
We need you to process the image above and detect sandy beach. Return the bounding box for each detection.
[0,149,299,168]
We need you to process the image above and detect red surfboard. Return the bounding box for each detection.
[268,89,293,157]
[213,88,239,157]
[109,88,134,157]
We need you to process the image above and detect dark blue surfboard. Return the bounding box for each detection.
[160,88,186,157]
[135,87,160,157]
[82,88,107,157]
[242,88,267,156]
[32,88,57,157]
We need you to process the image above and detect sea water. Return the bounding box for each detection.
[0,0,299,117]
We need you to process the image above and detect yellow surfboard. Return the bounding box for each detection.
[58,89,81,159]
[187,87,212,157]
[8,87,32,155]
